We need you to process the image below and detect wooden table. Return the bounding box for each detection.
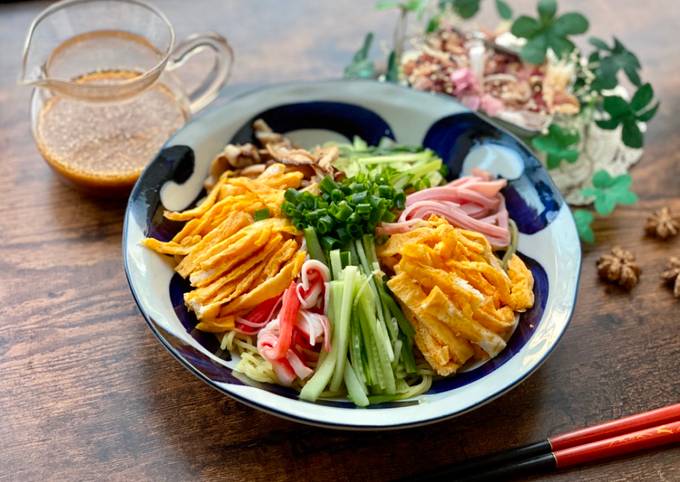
[1,1,678,480]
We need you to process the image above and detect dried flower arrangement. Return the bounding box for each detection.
[344,0,660,243]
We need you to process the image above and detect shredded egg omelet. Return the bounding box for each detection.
[378,216,534,376]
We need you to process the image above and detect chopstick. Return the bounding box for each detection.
[404,403,680,481]
[458,420,680,481]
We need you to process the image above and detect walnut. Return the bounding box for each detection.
[645,207,679,240]
[596,246,641,290]
[661,257,680,298]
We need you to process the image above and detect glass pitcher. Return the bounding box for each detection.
[19,0,233,195]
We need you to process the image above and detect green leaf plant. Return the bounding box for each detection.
[510,0,588,64]
[572,170,638,243]
[581,170,638,216]
[588,36,642,90]
[597,83,660,148]
[495,0,513,20]
[572,209,595,244]
[531,124,580,169]
[342,0,658,245]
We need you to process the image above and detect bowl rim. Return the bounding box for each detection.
[122,79,582,430]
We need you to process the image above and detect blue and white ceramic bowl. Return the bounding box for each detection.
[123,80,581,429]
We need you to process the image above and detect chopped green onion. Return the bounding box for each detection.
[319,176,336,194]
[282,203,296,217]
[382,210,396,223]
[336,227,351,242]
[348,223,362,239]
[350,191,368,204]
[253,207,270,221]
[394,192,406,210]
[350,182,365,193]
[378,185,393,198]
[335,201,353,221]
[281,164,414,247]
[317,215,333,235]
[321,235,340,252]
[356,203,372,215]
[284,188,299,203]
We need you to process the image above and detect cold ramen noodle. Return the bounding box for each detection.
[143,120,534,406]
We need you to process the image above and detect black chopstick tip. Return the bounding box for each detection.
[456,453,557,481]
[396,440,552,482]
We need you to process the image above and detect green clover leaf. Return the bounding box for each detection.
[552,12,589,36]
[511,0,588,64]
[537,0,557,22]
[440,0,482,19]
[521,35,549,64]
[495,0,513,20]
[344,33,376,79]
[512,16,541,37]
[581,170,638,216]
[621,119,643,149]
[532,124,580,169]
[588,37,609,51]
[637,102,660,122]
[596,83,659,148]
[630,82,654,111]
[573,209,595,244]
[588,36,642,90]
[439,0,510,21]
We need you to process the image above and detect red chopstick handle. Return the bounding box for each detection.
[550,402,680,450]
[554,420,680,469]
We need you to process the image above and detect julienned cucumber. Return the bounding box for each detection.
[299,281,342,401]
[357,284,396,394]
[344,362,369,407]
[329,266,357,392]
[298,232,422,406]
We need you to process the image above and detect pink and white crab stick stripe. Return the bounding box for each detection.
[295,310,332,353]
[296,259,331,310]
[257,260,332,385]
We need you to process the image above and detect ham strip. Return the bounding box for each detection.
[391,170,511,247]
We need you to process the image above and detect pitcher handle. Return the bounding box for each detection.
[167,32,233,114]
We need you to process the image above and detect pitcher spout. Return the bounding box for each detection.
[18,3,50,87]
[19,0,175,102]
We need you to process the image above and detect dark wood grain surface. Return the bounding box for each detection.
[1,1,678,481]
